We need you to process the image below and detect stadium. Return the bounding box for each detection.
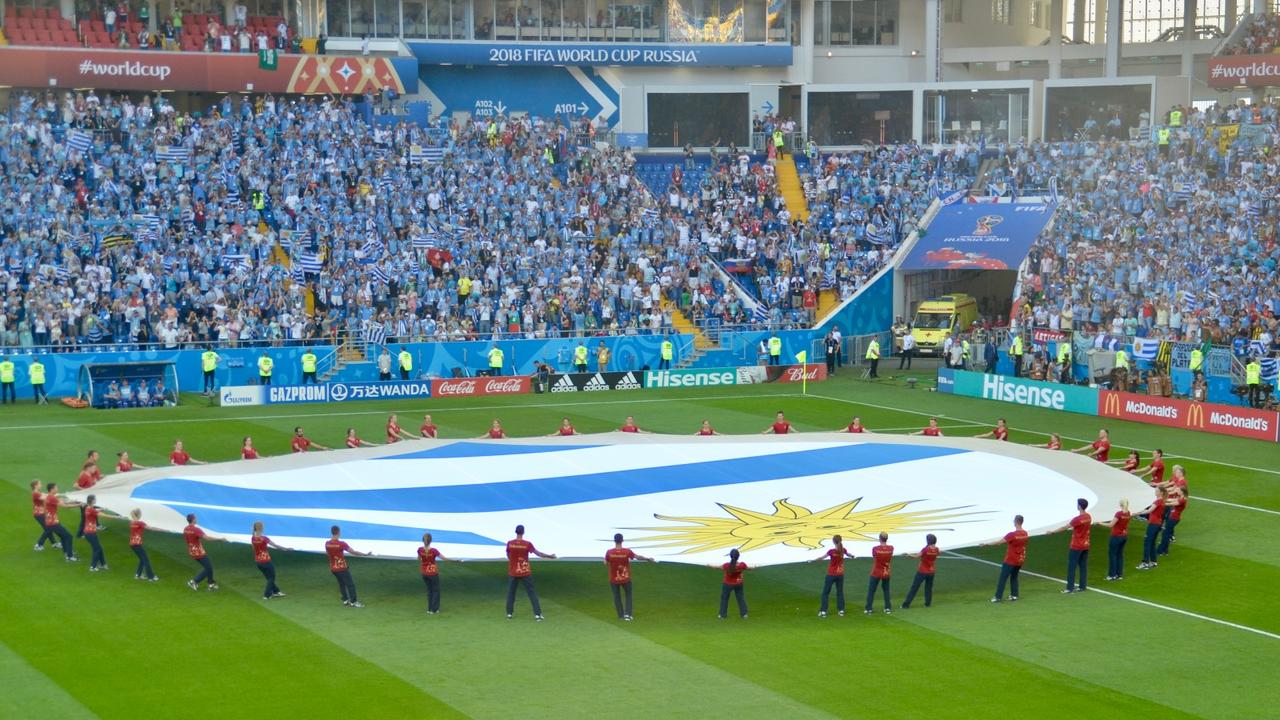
[1,0,1278,717]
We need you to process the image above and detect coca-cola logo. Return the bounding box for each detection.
[435,379,478,396]
[431,375,531,397]
[485,378,525,393]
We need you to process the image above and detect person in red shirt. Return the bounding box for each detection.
[618,416,648,433]
[184,513,222,591]
[810,534,854,617]
[1032,433,1062,450]
[835,416,868,433]
[419,414,438,439]
[419,532,458,614]
[41,482,78,560]
[1166,464,1188,493]
[1108,449,1139,473]
[715,548,749,619]
[75,455,103,538]
[386,413,415,443]
[911,418,943,437]
[241,436,260,460]
[1098,499,1131,580]
[549,417,579,436]
[291,426,330,452]
[129,508,157,581]
[695,419,720,436]
[864,532,894,614]
[1071,428,1111,462]
[1137,486,1174,569]
[902,534,940,609]
[1157,488,1187,557]
[975,418,1009,441]
[605,532,653,621]
[986,514,1028,602]
[345,428,377,449]
[762,411,791,435]
[169,440,207,466]
[480,419,507,439]
[1055,498,1092,593]
[82,495,108,571]
[326,524,371,607]
[505,524,557,620]
[1137,448,1165,484]
[30,480,53,551]
[252,520,292,600]
[115,450,147,472]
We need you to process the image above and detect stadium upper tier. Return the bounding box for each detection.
[1218,11,1280,55]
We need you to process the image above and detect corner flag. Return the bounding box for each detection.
[795,351,808,395]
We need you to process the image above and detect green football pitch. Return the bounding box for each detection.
[0,370,1274,719]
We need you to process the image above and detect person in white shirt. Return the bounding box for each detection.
[899,331,916,369]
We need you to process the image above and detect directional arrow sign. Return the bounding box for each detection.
[577,102,588,115]
[761,100,775,115]
[495,100,507,115]
[419,66,619,125]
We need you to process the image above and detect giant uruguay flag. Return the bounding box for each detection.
[78,434,1149,565]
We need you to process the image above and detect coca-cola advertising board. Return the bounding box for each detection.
[431,375,532,398]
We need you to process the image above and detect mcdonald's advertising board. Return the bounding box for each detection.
[1098,391,1279,443]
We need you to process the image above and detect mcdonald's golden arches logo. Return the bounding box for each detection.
[1186,402,1205,429]
[1103,392,1121,416]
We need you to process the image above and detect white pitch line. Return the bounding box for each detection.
[807,391,1280,516]
[946,551,1280,641]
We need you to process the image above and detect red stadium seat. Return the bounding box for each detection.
[17,7,33,18]
[12,17,30,30]
[35,28,52,44]
[90,20,105,33]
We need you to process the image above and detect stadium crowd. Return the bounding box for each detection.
[1218,11,1280,55]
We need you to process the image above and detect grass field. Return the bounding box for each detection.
[1,369,1275,719]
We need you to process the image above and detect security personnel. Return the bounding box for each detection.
[1246,357,1263,408]
[251,189,266,214]
[1157,126,1171,156]
[573,342,589,374]
[1114,348,1130,391]
[1056,341,1072,383]
[0,355,15,404]
[257,352,274,386]
[597,341,610,372]
[1009,333,1025,378]
[1189,346,1204,377]
[200,347,220,394]
[1168,107,1182,127]
[543,146,554,165]
[865,337,881,379]
[768,334,782,366]
[772,128,785,157]
[487,345,504,376]
[398,346,413,380]
[659,338,673,370]
[29,357,47,405]
[961,337,972,371]
[300,348,318,384]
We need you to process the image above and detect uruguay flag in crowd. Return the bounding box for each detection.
[1132,337,1161,361]
[1261,358,1279,382]
[364,319,387,347]
[66,129,93,155]
[156,146,191,163]
[409,146,445,164]
[295,252,323,273]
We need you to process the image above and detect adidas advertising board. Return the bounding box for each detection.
[549,372,649,393]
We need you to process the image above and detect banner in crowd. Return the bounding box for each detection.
[902,203,1058,271]
[221,380,434,406]
[548,371,645,393]
[940,369,1099,414]
[430,375,531,398]
[1098,391,1279,442]
[1207,54,1280,88]
[0,47,414,94]
[644,367,741,389]
[409,41,792,67]
[1031,328,1070,344]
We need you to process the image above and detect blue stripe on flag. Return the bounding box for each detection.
[161,504,504,545]
[378,442,603,460]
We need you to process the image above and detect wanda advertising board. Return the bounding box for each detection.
[1099,391,1279,442]
[430,375,531,398]
[0,46,410,94]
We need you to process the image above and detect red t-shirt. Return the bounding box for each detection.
[507,539,536,577]
[386,421,402,444]
[922,427,942,436]
[721,562,747,586]
[825,548,847,576]
[251,535,271,563]
[1092,439,1111,462]
[242,447,259,460]
[698,428,716,436]
[325,539,352,572]
[32,490,43,516]
[1003,529,1029,566]
[129,520,146,546]
[291,436,311,453]
[1149,497,1168,525]
[419,547,441,576]
[43,493,60,525]
[345,436,362,449]
[1069,512,1092,550]
[1047,438,1061,450]
[771,421,791,434]
[870,545,894,578]
[184,525,206,559]
[845,423,864,433]
[170,451,191,465]
[1111,510,1131,537]
[558,425,576,436]
[1169,497,1187,521]
[917,545,940,575]
[993,427,1008,441]
[420,423,438,439]
[116,460,134,472]
[619,424,640,433]
[488,429,505,439]
[606,547,637,584]
[1122,458,1138,472]
[1149,459,1165,483]
[84,506,100,534]
[76,469,97,489]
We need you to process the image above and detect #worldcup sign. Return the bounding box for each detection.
[80,434,1152,566]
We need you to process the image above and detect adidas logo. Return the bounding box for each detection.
[583,374,609,392]
[551,374,578,393]
[615,372,641,390]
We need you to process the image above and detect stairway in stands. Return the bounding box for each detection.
[662,300,717,368]
[816,289,841,318]
[775,155,810,222]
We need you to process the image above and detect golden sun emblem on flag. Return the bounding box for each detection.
[631,498,987,553]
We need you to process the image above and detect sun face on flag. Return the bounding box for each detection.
[631,498,989,554]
